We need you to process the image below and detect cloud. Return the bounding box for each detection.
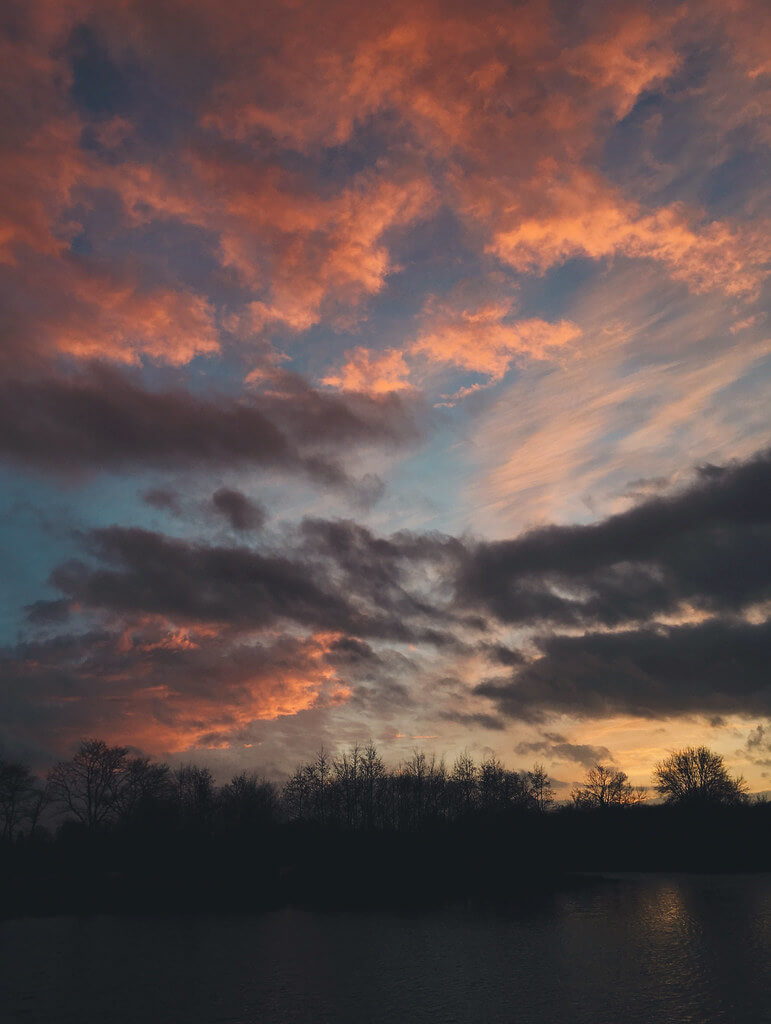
[45,518,468,646]
[514,732,614,768]
[5,443,771,764]
[51,526,360,634]
[463,273,771,533]
[108,152,436,335]
[458,447,771,627]
[744,723,771,767]
[1,0,770,776]
[439,710,506,732]
[0,626,350,758]
[321,347,412,394]
[296,516,471,634]
[412,296,580,383]
[564,8,681,119]
[0,0,766,388]
[482,168,770,298]
[142,488,182,514]
[212,488,266,531]
[475,618,771,722]
[0,364,420,482]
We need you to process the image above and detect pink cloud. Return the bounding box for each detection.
[481,168,769,298]
[321,347,412,394]
[413,297,581,382]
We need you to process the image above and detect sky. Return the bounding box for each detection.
[0,0,769,790]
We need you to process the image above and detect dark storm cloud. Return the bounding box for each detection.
[0,364,420,483]
[260,371,423,452]
[300,516,462,586]
[482,644,526,667]
[298,517,481,631]
[46,524,464,645]
[514,732,613,768]
[142,487,182,513]
[457,448,771,627]
[438,710,507,731]
[23,598,72,625]
[7,444,771,760]
[212,488,266,531]
[475,618,771,722]
[322,635,381,666]
[50,526,359,633]
[299,517,464,569]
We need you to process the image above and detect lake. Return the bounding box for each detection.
[1,874,769,1023]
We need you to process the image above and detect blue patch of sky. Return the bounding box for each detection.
[68,23,135,116]
[67,22,201,144]
[601,39,765,218]
[514,259,600,322]
[698,145,771,219]
[0,472,81,643]
[707,352,771,440]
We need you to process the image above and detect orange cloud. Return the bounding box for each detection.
[321,346,412,393]
[24,624,352,757]
[56,273,220,364]
[107,153,435,335]
[413,298,581,382]
[2,255,219,367]
[566,9,682,119]
[1,0,767,373]
[218,170,435,331]
[0,24,87,267]
[482,168,769,298]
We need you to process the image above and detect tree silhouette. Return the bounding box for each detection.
[654,746,748,806]
[450,751,478,816]
[0,756,46,839]
[174,764,216,829]
[220,772,277,832]
[46,739,130,828]
[527,763,554,812]
[112,756,172,822]
[571,764,646,808]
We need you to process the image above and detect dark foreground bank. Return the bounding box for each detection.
[2,801,770,917]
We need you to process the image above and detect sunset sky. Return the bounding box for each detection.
[1,0,769,790]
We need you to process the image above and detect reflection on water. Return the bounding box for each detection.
[1,874,769,1024]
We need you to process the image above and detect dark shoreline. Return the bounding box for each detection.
[3,802,770,920]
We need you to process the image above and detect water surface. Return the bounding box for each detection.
[1,874,769,1023]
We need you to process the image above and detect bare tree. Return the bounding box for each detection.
[283,764,312,821]
[526,764,554,812]
[0,757,46,839]
[451,751,478,816]
[283,749,332,825]
[571,764,646,809]
[334,744,362,828]
[174,764,216,828]
[47,739,129,828]
[309,748,332,825]
[359,741,385,829]
[479,756,530,811]
[654,747,747,806]
[112,757,172,821]
[220,772,277,830]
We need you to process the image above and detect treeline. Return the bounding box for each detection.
[0,739,752,840]
[0,740,767,916]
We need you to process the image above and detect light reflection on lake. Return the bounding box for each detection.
[1,874,769,1023]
